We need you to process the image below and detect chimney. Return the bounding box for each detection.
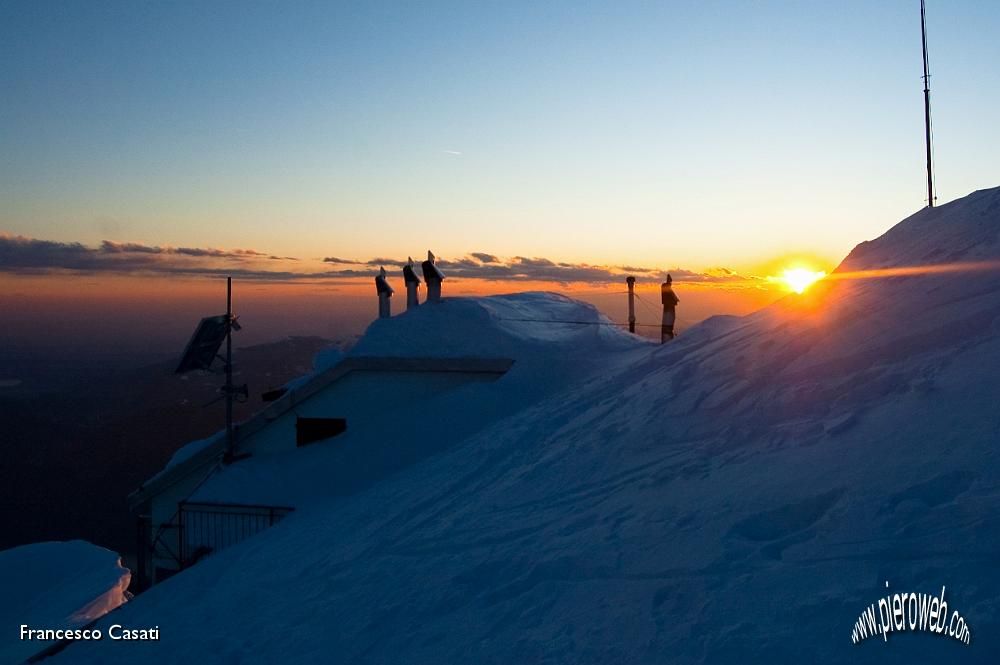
[375,266,394,318]
[421,250,445,303]
[403,256,421,310]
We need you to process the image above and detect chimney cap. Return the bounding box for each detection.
[375,266,394,295]
[421,250,445,282]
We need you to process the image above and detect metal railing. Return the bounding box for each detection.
[178,501,294,568]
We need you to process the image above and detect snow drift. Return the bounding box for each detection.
[0,541,130,664]
[51,187,1000,663]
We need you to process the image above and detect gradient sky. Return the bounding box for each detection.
[2,0,999,274]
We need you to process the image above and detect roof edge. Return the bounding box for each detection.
[128,355,514,510]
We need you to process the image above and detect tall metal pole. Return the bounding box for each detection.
[225,276,234,459]
[921,0,935,207]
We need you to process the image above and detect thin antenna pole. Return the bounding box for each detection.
[225,276,234,459]
[921,0,935,207]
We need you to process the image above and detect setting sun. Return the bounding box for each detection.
[774,268,827,294]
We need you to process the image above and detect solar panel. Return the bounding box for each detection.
[175,314,229,373]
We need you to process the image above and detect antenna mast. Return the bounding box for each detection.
[921,0,935,207]
[225,275,234,459]
[175,276,246,461]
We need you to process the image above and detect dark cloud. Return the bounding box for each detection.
[333,254,754,285]
[0,234,298,277]
[99,241,161,255]
[322,256,365,265]
[0,235,97,271]
[366,257,410,268]
[435,257,483,270]
[0,233,757,285]
[660,268,759,284]
[513,256,556,268]
[98,240,294,260]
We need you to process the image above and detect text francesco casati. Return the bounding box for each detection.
[20,624,160,642]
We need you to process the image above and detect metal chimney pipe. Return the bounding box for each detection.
[375,266,394,318]
[403,256,421,310]
[421,250,445,303]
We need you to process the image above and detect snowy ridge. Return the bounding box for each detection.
[840,186,1000,269]
[350,290,642,357]
[56,187,1000,664]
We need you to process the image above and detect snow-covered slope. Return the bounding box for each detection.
[55,187,1000,664]
[0,541,130,664]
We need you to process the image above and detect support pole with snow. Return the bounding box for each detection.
[375,266,394,318]
[403,257,421,310]
[626,276,636,334]
[421,250,445,303]
[225,277,234,458]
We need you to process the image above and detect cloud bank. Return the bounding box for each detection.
[1,233,759,285]
[0,234,303,279]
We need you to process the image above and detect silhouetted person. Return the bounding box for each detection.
[660,274,679,342]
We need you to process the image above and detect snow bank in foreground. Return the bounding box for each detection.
[0,541,130,663]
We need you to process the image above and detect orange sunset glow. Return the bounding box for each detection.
[5,3,1000,663]
[772,267,828,294]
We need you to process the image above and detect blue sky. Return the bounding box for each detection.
[2,0,998,272]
